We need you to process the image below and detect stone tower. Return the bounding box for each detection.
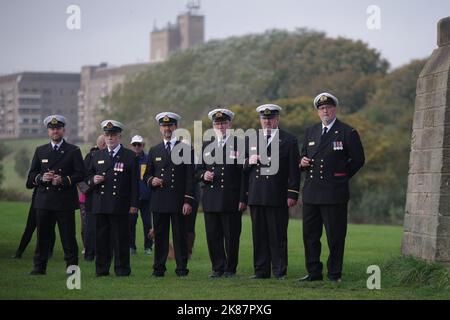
[402,17,450,266]
[149,1,205,62]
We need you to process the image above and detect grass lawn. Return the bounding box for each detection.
[1,201,449,300]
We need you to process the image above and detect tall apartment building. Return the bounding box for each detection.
[77,62,149,142]
[150,2,205,62]
[0,72,80,140]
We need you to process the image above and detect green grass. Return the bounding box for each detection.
[1,201,450,299]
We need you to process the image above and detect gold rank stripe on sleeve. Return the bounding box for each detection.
[184,195,196,200]
[66,176,72,186]
[288,189,299,194]
[147,176,154,186]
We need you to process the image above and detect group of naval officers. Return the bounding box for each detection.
[24,92,365,282]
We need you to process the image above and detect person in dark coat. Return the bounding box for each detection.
[129,135,153,255]
[143,112,195,277]
[27,114,85,275]
[196,107,247,278]
[244,104,301,279]
[78,134,106,261]
[12,180,55,260]
[86,120,139,277]
[299,92,365,282]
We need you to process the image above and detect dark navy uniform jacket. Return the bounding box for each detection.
[28,140,85,211]
[195,135,248,213]
[144,141,195,213]
[244,129,301,207]
[301,119,365,204]
[86,145,139,214]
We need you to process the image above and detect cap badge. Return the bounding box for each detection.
[106,122,113,129]
[263,109,271,115]
[163,116,170,122]
[51,118,58,125]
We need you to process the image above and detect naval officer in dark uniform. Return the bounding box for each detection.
[299,93,365,282]
[196,108,247,278]
[86,120,139,277]
[244,104,301,279]
[27,115,85,275]
[144,112,195,277]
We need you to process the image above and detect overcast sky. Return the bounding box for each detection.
[0,0,449,75]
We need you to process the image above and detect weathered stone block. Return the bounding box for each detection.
[403,16,450,264]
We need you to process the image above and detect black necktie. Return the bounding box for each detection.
[322,127,328,136]
[109,150,114,159]
[266,133,271,145]
[165,141,171,154]
[53,145,58,152]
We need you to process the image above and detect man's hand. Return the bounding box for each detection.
[129,207,138,215]
[287,198,298,208]
[182,203,192,216]
[151,177,164,187]
[203,171,214,182]
[51,175,62,186]
[93,175,105,185]
[300,156,311,168]
[249,155,260,165]
[238,202,247,212]
[42,172,54,182]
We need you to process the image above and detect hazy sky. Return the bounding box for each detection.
[0,0,449,75]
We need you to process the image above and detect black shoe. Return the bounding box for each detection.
[177,272,189,277]
[298,274,323,282]
[96,272,110,277]
[224,272,236,278]
[274,274,286,280]
[12,252,22,259]
[29,269,46,276]
[152,272,165,277]
[209,271,223,278]
[116,273,131,277]
[250,274,270,279]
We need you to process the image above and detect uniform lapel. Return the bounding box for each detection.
[114,145,124,162]
[308,124,324,159]
[99,149,113,170]
[314,119,342,157]
[160,142,170,168]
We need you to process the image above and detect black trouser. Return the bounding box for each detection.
[302,203,348,279]
[34,209,78,271]
[204,211,242,274]
[249,205,289,277]
[16,204,55,257]
[130,199,153,250]
[84,212,96,259]
[185,201,198,257]
[153,212,188,276]
[95,213,131,276]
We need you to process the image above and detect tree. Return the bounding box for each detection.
[0,142,12,189]
[14,148,30,178]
